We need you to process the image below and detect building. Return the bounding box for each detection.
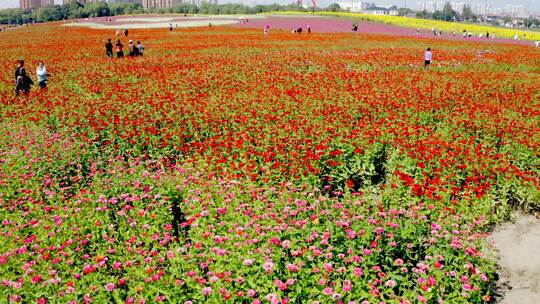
[141,0,172,9]
[336,1,373,13]
[63,0,108,4]
[363,5,399,15]
[20,0,54,10]
[336,1,397,15]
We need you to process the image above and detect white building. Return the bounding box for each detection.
[336,1,374,13]
[336,1,397,15]
[363,5,399,15]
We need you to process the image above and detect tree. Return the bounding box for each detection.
[34,6,63,22]
[84,2,110,18]
[416,10,431,19]
[461,4,473,21]
[397,7,412,16]
[441,2,456,21]
[327,3,341,12]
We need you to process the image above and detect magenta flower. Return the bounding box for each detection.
[323,287,333,295]
[202,286,212,296]
[105,282,116,292]
[263,260,274,273]
[286,263,299,272]
[342,280,352,292]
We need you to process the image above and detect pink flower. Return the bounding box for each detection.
[417,295,427,303]
[394,259,404,266]
[342,280,352,292]
[323,287,333,295]
[385,280,396,287]
[263,261,274,273]
[323,263,333,272]
[247,289,257,297]
[266,293,279,304]
[354,267,363,277]
[31,275,42,284]
[105,282,116,292]
[243,259,253,266]
[282,240,291,249]
[286,264,299,272]
[274,279,288,291]
[202,286,212,296]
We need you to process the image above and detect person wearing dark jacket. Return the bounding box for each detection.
[116,39,124,58]
[15,59,33,96]
[105,38,113,58]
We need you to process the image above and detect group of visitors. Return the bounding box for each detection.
[116,28,129,38]
[105,38,144,58]
[292,26,311,34]
[14,59,48,97]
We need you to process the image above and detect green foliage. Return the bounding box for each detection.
[327,3,341,13]
[461,4,474,21]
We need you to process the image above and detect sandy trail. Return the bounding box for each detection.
[490,213,540,303]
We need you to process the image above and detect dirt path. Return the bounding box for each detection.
[490,213,540,303]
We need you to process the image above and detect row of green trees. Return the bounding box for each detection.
[0,2,313,25]
[2,1,538,27]
[0,1,144,24]
[416,2,540,26]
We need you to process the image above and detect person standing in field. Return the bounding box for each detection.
[264,24,270,35]
[307,25,311,34]
[128,40,135,57]
[116,39,124,58]
[105,38,113,58]
[124,29,128,37]
[137,41,145,56]
[15,59,33,96]
[424,48,432,70]
[36,61,48,89]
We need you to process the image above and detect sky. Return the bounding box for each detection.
[1,0,539,11]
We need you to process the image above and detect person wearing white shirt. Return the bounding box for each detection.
[36,61,48,89]
[424,48,432,70]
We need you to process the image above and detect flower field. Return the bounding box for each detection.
[274,12,540,42]
[0,23,539,303]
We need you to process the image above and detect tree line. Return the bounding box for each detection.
[0,2,313,24]
[1,1,538,27]
[415,2,540,26]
